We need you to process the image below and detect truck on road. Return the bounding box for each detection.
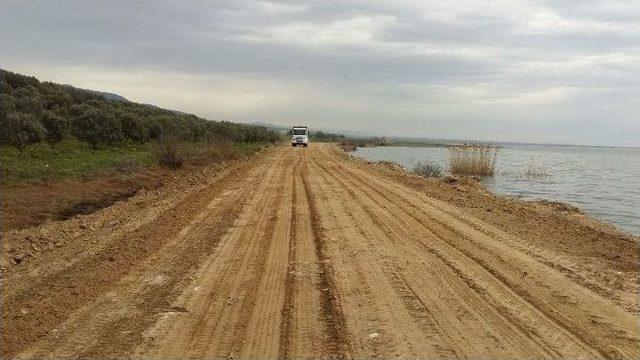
[291,126,309,147]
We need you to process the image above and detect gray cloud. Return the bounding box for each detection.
[1,0,638,146]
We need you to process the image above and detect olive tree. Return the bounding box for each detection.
[119,113,148,143]
[2,113,44,154]
[40,111,69,148]
[72,108,124,148]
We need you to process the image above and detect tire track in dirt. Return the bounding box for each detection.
[301,168,353,359]
[4,161,241,303]
[306,156,462,358]
[13,151,282,359]
[317,148,604,356]
[130,149,292,359]
[310,152,561,358]
[2,154,272,359]
[236,153,298,359]
[81,158,278,358]
[311,158,472,354]
[278,161,298,360]
[278,148,350,359]
[360,167,639,359]
[176,162,285,358]
[309,154,532,358]
[317,145,639,359]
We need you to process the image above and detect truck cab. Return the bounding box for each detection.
[291,126,309,147]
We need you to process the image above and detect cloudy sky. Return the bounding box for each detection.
[1,1,639,146]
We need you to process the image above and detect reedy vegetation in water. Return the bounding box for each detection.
[447,143,499,176]
[523,156,552,178]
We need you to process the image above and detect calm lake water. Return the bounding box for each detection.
[353,144,640,236]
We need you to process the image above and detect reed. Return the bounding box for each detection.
[523,156,551,178]
[446,143,499,176]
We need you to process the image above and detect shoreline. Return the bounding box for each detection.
[345,144,638,239]
[347,144,639,237]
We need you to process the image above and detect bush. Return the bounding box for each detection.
[72,108,124,148]
[146,119,162,140]
[40,111,69,148]
[447,143,499,176]
[2,113,44,153]
[158,136,183,169]
[119,113,148,143]
[413,161,442,178]
[0,93,16,120]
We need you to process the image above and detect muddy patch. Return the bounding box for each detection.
[57,189,139,220]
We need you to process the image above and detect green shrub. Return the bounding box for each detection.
[0,93,16,121]
[2,113,44,154]
[119,113,148,143]
[40,111,69,148]
[146,119,162,140]
[72,108,124,148]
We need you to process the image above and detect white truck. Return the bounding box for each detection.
[291,126,309,147]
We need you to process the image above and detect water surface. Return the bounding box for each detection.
[353,144,640,236]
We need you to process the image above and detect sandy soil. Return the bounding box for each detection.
[2,144,638,359]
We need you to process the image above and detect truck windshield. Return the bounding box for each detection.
[293,129,307,135]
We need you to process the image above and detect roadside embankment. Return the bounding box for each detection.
[0,140,269,231]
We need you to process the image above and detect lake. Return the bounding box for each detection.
[352,144,640,236]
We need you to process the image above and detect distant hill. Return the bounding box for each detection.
[67,85,190,116]
[67,86,129,102]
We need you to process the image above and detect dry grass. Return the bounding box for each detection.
[447,143,499,176]
[158,136,184,169]
[185,140,241,165]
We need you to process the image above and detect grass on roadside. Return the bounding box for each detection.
[0,138,268,182]
[0,139,157,181]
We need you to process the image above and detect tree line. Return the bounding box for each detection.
[0,69,280,153]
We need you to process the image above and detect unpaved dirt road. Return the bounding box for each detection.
[2,144,639,359]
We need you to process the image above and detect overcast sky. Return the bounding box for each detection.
[1,1,639,146]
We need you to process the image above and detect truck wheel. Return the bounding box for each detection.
[303,144,308,147]
[291,143,296,147]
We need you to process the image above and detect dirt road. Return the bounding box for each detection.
[2,144,639,359]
